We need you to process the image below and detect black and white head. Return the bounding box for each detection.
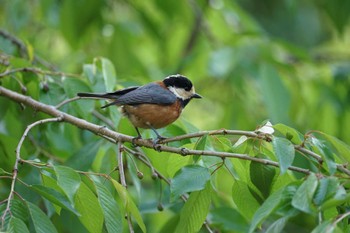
[163,74,201,106]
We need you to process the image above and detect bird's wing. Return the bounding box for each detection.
[77,86,140,99]
[102,83,177,108]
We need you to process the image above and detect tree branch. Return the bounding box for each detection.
[0,86,348,176]
[1,116,62,229]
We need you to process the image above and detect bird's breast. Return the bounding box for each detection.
[122,101,182,129]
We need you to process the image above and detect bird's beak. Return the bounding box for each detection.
[192,93,202,99]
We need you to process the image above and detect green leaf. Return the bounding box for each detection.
[311,220,334,233]
[232,180,260,221]
[272,137,295,174]
[250,160,276,199]
[74,182,103,233]
[174,183,211,233]
[7,217,30,233]
[111,179,146,233]
[99,57,117,92]
[292,173,318,213]
[320,186,350,210]
[321,133,350,163]
[249,188,285,233]
[314,177,339,206]
[194,134,208,151]
[94,181,123,233]
[310,137,337,174]
[170,165,211,202]
[167,154,191,178]
[26,201,58,233]
[232,136,249,154]
[259,63,290,123]
[29,184,79,215]
[210,207,249,232]
[265,217,289,233]
[54,165,81,204]
[273,123,303,145]
[10,199,29,223]
[65,141,102,170]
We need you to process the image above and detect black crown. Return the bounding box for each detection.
[163,74,193,91]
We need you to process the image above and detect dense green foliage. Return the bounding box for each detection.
[1,1,350,232]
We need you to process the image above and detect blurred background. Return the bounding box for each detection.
[1,0,350,142]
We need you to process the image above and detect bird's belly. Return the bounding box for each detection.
[122,103,182,129]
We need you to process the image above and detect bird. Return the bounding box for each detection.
[77,74,202,143]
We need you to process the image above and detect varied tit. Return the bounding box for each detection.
[77,74,202,143]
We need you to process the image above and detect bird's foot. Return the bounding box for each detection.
[131,135,142,147]
[152,136,167,151]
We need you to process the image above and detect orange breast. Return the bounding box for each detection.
[122,102,182,129]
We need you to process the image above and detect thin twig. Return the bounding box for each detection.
[0,116,62,229]
[117,141,127,188]
[126,215,135,233]
[55,96,81,109]
[0,67,80,78]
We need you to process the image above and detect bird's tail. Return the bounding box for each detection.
[77,92,119,108]
[77,92,116,99]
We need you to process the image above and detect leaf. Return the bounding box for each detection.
[273,123,303,144]
[320,186,350,210]
[111,179,146,233]
[174,183,211,233]
[167,155,191,178]
[65,141,102,170]
[248,188,285,233]
[259,63,290,123]
[310,137,337,174]
[7,217,30,233]
[232,180,260,221]
[232,136,248,154]
[210,207,249,232]
[74,182,103,233]
[10,199,29,222]
[26,201,58,233]
[54,165,81,204]
[100,57,117,92]
[170,165,211,202]
[265,217,289,233]
[272,137,295,174]
[292,173,318,213]
[29,184,79,215]
[314,177,339,206]
[311,220,334,233]
[250,160,276,199]
[321,133,350,163]
[94,181,123,233]
[194,134,208,151]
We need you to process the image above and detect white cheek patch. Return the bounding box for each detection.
[168,86,195,100]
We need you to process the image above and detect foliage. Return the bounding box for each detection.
[1,0,350,233]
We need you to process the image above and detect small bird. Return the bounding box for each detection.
[77,74,202,143]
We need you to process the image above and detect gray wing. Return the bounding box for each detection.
[102,83,177,108]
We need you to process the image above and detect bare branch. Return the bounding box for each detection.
[1,116,62,229]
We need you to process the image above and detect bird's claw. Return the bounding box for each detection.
[132,136,142,147]
[152,136,167,151]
